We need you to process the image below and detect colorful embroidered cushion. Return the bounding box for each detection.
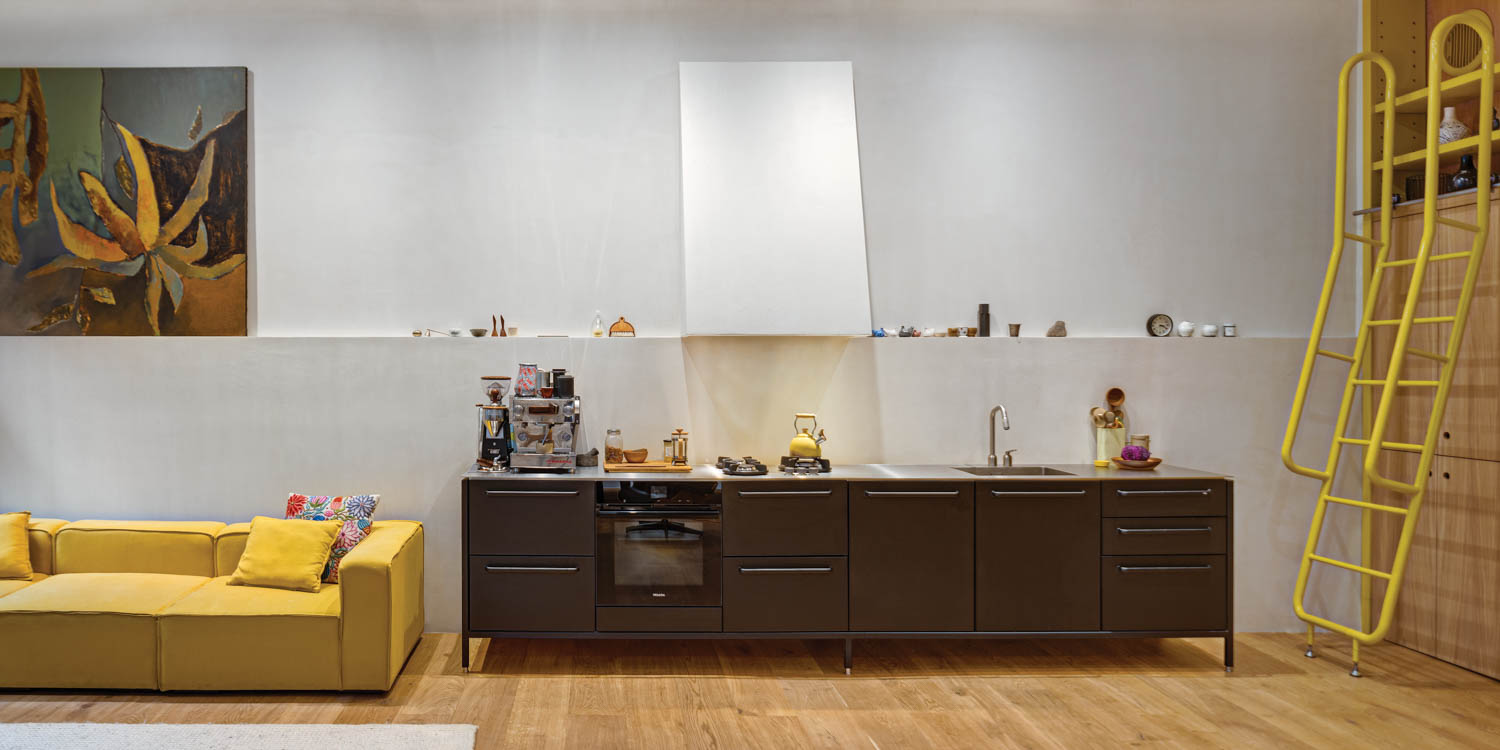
[284,493,379,583]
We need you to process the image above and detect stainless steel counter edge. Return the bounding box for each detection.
[463,463,1232,482]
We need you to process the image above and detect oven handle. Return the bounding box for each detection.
[597,509,721,518]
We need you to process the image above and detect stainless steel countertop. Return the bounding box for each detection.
[463,462,1230,482]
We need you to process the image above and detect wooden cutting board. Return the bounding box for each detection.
[603,461,693,473]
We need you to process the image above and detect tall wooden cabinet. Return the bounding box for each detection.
[1370,186,1500,679]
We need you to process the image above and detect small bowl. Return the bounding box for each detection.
[623,448,649,463]
[1111,456,1162,471]
[470,328,488,337]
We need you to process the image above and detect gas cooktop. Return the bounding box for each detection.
[779,456,832,475]
[716,456,768,476]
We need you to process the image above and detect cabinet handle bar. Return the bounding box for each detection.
[738,567,834,573]
[484,565,579,573]
[485,490,580,496]
[864,490,961,497]
[1116,565,1213,573]
[738,490,835,497]
[1115,489,1212,497]
[991,489,1087,496]
[1116,527,1212,535]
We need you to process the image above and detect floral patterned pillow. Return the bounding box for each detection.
[284,493,379,583]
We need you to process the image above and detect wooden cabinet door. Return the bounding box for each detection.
[849,482,974,631]
[1370,203,1448,454]
[976,483,1099,631]
[1433,193,1500,461]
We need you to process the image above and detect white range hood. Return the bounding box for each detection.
[679,61,873,336]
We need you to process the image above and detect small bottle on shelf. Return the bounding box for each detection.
[591,311,604,337]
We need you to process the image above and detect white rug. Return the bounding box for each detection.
[0,723,476,750]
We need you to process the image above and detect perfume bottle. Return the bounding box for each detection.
[591,311,604,337]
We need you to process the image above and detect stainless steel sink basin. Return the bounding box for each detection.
[954,466,1075,476]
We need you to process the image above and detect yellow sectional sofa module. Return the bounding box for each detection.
[0,518,423,691]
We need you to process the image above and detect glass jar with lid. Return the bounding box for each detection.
[604,429,624,463]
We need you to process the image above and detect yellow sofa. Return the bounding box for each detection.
[0,517,423,691]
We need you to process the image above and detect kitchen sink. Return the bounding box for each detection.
[954,466,1075,476]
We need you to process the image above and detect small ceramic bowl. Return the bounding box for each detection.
[623,448,649,463]
[470,328,488,337]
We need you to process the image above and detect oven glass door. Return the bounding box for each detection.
[596,508,722,606]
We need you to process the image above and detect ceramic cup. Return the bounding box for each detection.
[1201,323,1219,337]
[1008,323,1021,337]
[1176,320,1195,337]
[1223,323,1237,337]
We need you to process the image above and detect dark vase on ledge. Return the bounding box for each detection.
[1453,154,1479,191]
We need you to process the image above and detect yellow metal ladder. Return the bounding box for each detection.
[1283,10,1493,677]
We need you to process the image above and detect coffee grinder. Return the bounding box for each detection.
[477,376,512,471]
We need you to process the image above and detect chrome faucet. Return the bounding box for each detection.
[987,404,1010,467]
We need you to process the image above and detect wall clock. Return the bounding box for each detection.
[1147,313,1174,337]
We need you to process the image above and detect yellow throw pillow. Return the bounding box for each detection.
[228,516,343,592]
[0,511,33,580]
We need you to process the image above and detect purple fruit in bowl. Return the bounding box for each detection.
[1120,445,1151,461]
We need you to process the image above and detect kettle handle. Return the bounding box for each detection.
[794,413,818,432]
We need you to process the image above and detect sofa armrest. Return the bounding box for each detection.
[338,520,424,690]
[26,518,67,576]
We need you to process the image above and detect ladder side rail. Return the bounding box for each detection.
[1284,52,1399,482]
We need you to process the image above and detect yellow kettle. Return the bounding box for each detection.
[789,413,827,458]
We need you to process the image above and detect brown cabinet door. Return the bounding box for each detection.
[976,482,1100,631]
[1102,516,1227,556]
[724,481,847,556]
[468,555,594,632]
[723,556,848,632]
[1101,554,1227,631]
[1101,480,1227,517]
[849,482,974,631]
[467,481,595,555]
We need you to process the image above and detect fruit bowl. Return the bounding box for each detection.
[623,448,649,463]
[1111,456,1162,470]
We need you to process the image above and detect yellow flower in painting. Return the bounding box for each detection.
[30,121,244,334]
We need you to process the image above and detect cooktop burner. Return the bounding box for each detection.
[779,456,832,475]
[716,456,768,476]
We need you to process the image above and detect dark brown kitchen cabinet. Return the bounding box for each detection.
[467,480,595,556]
[1102,516,1227,556]
[849,482,974,631]
[1101,554,1227,631]
[976,482,1100,631]
[1101,480,1226,517]
[723,556,848,631]
[724,481,847,556]
[468,555,594,632]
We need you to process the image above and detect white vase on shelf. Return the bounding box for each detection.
[1439,106,1472,144]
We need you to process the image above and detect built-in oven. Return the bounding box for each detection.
[596,482,722,607]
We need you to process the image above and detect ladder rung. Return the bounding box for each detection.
[1406,347,1450,362]
[1350,379,1440,387]
[1321,494,1410,516]
[1431,251,1475,262]
[1334,437,1425,452]
[1379,258,1419,268]
[1368,316,1456,326]
[1435,216,1481,232]
[1378,251,1473,269]
[1318,348,1357,363]
[1343,232,1385,246]
[1308,553,1394,580]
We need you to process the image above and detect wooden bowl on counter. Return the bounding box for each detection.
[623,448,649,463]
[1111,456,1162,471]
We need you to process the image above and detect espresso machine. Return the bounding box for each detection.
[476,376,513,471]
[509,365,583,472]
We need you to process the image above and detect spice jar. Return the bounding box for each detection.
[605,429,624,463]
[1128,434,1150,452]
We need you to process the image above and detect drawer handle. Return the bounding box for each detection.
[1114,489,1212,497]
[485,490,580,496]
[739,566,834,573]
[738,490,835,497]
[484,565,579,573]
[991,489,1087,496]
[1116,527,1212,535]
[1116,564,1212,573]
[864,490,960,497]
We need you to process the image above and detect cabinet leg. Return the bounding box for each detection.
[1224,635,1234,673]
[844,638,853,675]
[461,635,470,673]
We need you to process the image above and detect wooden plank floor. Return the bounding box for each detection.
[2,633,1498,748]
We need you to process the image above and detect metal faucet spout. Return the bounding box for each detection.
[987,404,1010,467]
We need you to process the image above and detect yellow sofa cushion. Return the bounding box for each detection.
[0,512,30,580]
[340,521,424,690]
[228,516,342,592]
[56,520,224,576]
[26,518,66,576]
[216,522,252,576]
[0,572,46,599]
[0,572,208,689]
[158,576,342,690]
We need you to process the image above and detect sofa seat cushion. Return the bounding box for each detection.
[158,576,343,690]
[0,572,46,599]
[56,521,225,576]
[0,572,208,689]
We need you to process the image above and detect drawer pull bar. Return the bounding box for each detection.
[484,565,579,573]
[1116,527,1212,535]
[738,567,834,573]
[738,490,835,497]
[485,490,580,496]
[1115,489,1212,497]
[1116,564,1213,573]
[864,490,960,497]
[991,489,1087,496]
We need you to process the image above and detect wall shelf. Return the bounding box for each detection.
[1375,61,1500,115]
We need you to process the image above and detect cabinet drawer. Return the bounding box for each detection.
[468,555,594,632]
[1102,517,1227,555]
[724,481,847,556]
[467,481,594,555]
[1101,480,1226,517]
[1101,555,1227,631]
[723,556,848,632]
[597,606,722,632]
